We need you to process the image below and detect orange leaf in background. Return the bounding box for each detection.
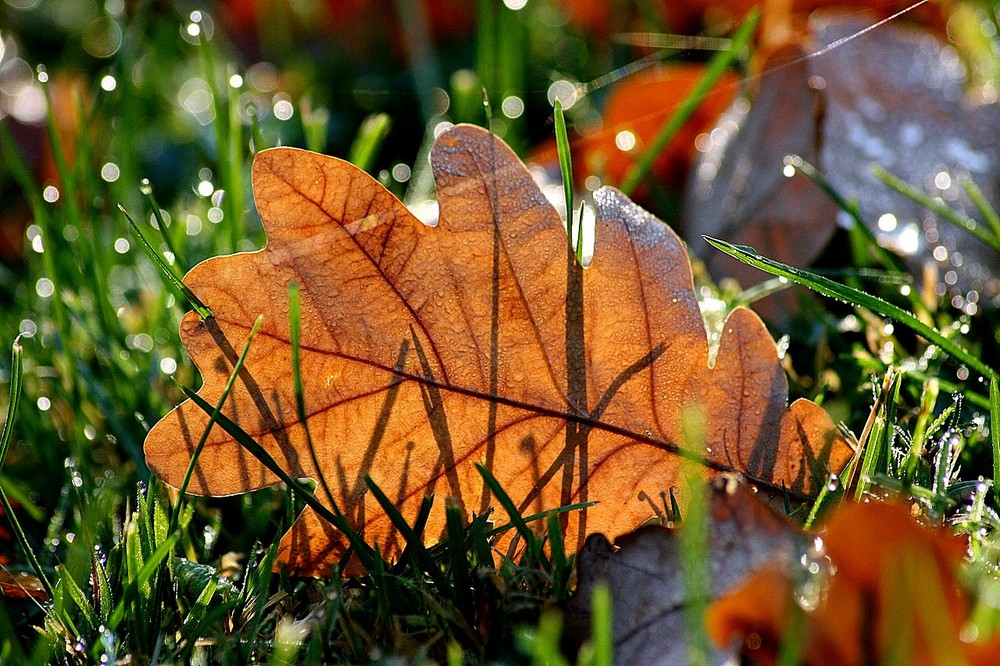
[144,125,850,576]
[571,64,738,192]
[707,500,1000,665]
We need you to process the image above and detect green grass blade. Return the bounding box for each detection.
[620,10,757,196]
[170,315,263,533]
[54,565,99,633]
[590,582,613,666]
[109,532,180,630]
[364,475,450,593]
[871,165,1000,254]
[119,204,212,319]
[0,339,54,600]
[0,340,24,472]
[704,236,998,383]
[140,181,188,273]
[445,499,473,619]
[991,377,1000,504]
[788,156,910,276]
[554,100,576,249]
[288,284,337,511]
[348,113,392,172]
[962,177,1000,239]
[175,383,377,572]
[474,463,546,569]
[179,575,219,649]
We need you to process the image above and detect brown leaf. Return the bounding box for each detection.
[144,124,850,575]
[706,499,1000,665]
[0,569,47,601]
[563,476,801,665]
[684,12,1000,306]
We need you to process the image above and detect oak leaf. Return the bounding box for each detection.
[684,13,1000,307]
[144,124,850,575]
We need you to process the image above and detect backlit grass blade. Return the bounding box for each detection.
[620,10,757,196]
[962,177,1000,239]
[0,339,54,601]
[169,314,263,533]
[991,377,1000,503]
[787,156,910,276]
[176,383,377,572]
[348,113,392,173]
[288,283,338,512]
[871,165,1000,254]
[364,475,450,593]
[704,236,998,383]
[140,181,188,273]
[119,204,212,319]
[475,463,546,569]
[553,100,580,264]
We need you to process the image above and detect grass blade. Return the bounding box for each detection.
[175,383,377,572]
[871,165,1000,254]
[119,204,212,319]
[169,314,264,533]
[620,10,757,195]
[991,377,1000,504]
[364,475,449,593]
[0,339,55,600]
[349,113,393,172]
[704,236,998,383]
[475,463,546,569]
[962,177,1000,239]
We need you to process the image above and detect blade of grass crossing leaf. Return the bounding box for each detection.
[485,501,596,539]
[620,10,758,195]
[991,377,1000,504]
[348,113,392,173]
[872,165,1000,254]
[0,339,55,600]
[554,100,575,242]
[704,236,998,383]
[962,177,1000,239]
[288,284,338,511]
[170,315,264,533]
[445,499,473,620]
[119,205,212,319]
[175,383,377,571]
[546,512,568,600]
[392,493,433,574]
[364,476,450,593]
[469,511,494,569]
[475,463,547,570]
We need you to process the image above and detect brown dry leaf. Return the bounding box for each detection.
[144,124,850,575]
[707,499,1000,665]
[563,476,801,665]
[0,569,48,601]
[684,12,1000,306]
